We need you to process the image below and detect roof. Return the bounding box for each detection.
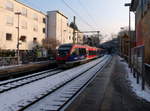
[14,0,46,16]
[47,10,68,19]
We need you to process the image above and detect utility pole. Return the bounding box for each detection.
[15,12,21,64]
[76,31,100,46]
[97,31,100,46]
[125,3,131,68]
[73,16,76,44]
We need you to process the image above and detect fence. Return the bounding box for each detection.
[132,45,145,90]
[0,57,18,66]
[0,49,54,66]
[145,63,150,85]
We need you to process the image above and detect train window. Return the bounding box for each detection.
[89,50,97,56]
[58,45,72,57]
[79,48,86,55]
[71,48,79,56]
[89,51,92,56]
[83,49,86,55]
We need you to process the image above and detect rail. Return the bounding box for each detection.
[0,55,111,111]
[0,68,62,93]
[21,55,112,111]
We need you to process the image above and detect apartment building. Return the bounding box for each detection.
[0,0,46,51]
[0,0,83,55]
[67,26,83,44]
[47,10,83,45]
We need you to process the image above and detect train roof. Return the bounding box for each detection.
[59,44,73,47]
[58,44,101,49]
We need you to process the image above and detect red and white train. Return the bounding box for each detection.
[56,44,103,66]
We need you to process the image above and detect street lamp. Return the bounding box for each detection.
[15,12,21,64]
[124,3,131,68]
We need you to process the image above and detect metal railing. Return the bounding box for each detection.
[131,45,145,90]
[0,57,18,66]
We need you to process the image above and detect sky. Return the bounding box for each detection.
[19,0,134,41]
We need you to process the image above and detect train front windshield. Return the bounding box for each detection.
[58,45,72,57]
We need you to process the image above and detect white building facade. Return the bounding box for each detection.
[47,11,68,44]
[0,0,46,51]
[47,11,83,45]
[0,1,83,51]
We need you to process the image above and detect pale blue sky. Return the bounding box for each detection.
[19,0,134,38]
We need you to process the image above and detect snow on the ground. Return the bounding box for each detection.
[0,55,110,111]
[24,56,111,111]
[119,57,150,102]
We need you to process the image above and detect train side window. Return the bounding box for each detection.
[71,49,76,56]
[79,48,86,55]
[72,52,76,56]
[79,48,83,55]
[79,48,81,55]
[71,48,79,56]
[83,48,86,55]
[76,48,79,55]
[89,50,96,56]
[87,50,89,55]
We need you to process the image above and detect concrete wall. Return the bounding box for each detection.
[0,0,46,51]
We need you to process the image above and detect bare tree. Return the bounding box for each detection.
[42,38,60,57]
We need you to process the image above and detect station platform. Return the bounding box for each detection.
[0,60,56,79]
[65,55,150,111]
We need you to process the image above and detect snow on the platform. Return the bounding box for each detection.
[120,57,150,102]
[0,61,49,70]
[0,55,109,111]
[0,64,21,70]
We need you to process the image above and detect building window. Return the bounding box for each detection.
[6,33,12,41]
[72,37,76,41]
[6,16,13,25]
[33,25,38,32]
[5,1,14,11]
[33,13,38,21]
[21,20,27,29]
[43,18,46,23]
[22,8,27,17]
[20,36,26,42]
[43,28,45,33]
[33,37,37,43]
[69,36,71,40]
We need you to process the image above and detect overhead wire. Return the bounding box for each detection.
[77,0,99,30]
[61,0,96,30]
[21,0,97,31]
[20,0,46,13]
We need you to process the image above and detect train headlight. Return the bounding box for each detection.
[56,46,59,50]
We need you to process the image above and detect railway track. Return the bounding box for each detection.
[0,55,111,111]
[0,68,63,93]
